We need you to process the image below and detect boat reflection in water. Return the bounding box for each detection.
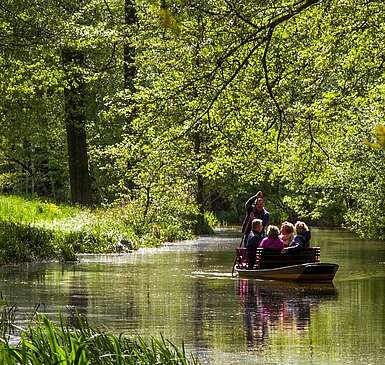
[237,279,338,349]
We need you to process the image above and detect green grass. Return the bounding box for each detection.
[0,195,81,223]
[0,194,196,263]
[0,313,200,365]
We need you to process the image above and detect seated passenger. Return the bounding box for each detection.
[282,221,311,253]
[279,221,294,247]
[246,219,265,269]
[259,225,284,251]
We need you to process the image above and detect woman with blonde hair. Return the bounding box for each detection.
[282,221,311,253]
[259,225,284,251]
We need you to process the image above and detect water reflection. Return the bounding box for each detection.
[0,263,48,285]
[237,279,338,350]
[67,265,88,327]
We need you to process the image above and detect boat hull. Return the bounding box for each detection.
[236,263,339,282]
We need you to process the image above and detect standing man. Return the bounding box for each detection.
[241,191,270,242]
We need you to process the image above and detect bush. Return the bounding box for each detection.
[0,220,56,263]
[0,194,200,263]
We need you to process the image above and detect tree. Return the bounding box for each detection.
[63,47,91,204]
[0,0,126,204]
[119,0,385,235]
[2,0,385,238]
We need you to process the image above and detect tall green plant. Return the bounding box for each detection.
[0,314,200,365]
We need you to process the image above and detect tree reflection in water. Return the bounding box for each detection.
[237,279,338,350]
[67,268,88,328]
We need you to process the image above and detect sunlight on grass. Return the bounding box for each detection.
[0,195,81,223]
[0,195,196,263]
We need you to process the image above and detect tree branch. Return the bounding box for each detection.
[308,120,331,162]
[262,26,285,144]
[169,37,265,142]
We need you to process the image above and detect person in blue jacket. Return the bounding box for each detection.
[282,221,311,253]
[246,219,265,269]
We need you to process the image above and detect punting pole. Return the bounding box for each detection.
[231,235,244,277]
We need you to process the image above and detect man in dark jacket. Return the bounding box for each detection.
[246,219,265,269]
[241,192,269,240]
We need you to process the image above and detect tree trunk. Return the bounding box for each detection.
[62,47,91,205]
[194,131,207,233]
[122,0,137,193]
[194,132,204,214]
[124,0,137,92]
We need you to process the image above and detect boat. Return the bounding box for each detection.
[234,247,339,282]
[236,262,339,282]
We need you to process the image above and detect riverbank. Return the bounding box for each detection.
[0,195,200,264]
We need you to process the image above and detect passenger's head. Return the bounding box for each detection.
[251,218,263,233]
[280,221,294,235]
[254,198,264,212]
[295,221,309,234]
[266,225,280,239]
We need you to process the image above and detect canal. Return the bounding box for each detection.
[1,228,385,364]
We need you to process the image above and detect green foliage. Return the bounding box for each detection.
[364,124,385,150]
[1,0,385,240]
[126,0,385,238]
[0,314,200,365]
[0,194,197,263]
[0,195,80,222]
[203,211,219,230]
[0,220,56,262]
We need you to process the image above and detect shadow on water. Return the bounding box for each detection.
[66,265,88,327]
[236,279,338,351]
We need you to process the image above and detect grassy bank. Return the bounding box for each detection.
[0,311,199,365]
[0,195,198,264]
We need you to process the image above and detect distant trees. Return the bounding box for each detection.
[1,0,385,237]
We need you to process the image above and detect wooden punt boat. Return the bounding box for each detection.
[234,247,339,282]
[236,262,339,282]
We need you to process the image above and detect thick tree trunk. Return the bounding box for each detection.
[62,48,91,205]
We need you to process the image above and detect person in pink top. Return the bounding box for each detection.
[259,225,284,251]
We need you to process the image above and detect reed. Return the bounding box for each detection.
[0,314,200,365]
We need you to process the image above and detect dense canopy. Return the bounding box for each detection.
[1,0,385,238]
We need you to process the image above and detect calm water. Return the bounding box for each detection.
[1,228,385,364]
